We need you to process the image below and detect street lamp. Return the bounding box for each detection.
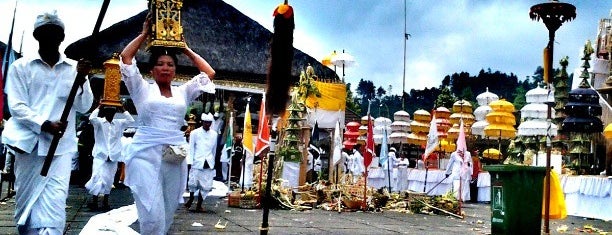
[529,1,575,234]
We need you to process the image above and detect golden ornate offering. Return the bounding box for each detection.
[100,52,122,107]
[147,0,186,50]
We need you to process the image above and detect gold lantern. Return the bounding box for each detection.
[604,123,612,139]
[147,0,186,50]
[100,53,122,107]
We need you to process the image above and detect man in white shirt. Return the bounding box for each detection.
[445,148,473,201]
[185,113,218,212]
[1,11,93,234]
[85,105,134,210]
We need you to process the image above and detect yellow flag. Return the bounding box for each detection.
[243,101,254,155]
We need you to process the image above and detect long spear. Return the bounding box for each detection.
[41,0,111,176]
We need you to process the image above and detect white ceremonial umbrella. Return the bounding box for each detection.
[517,120,558,137]
[471,120,489,137]
[476,87,499,106]
[521,103,556,120]
[331,50,356,81]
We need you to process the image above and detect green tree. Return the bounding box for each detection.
[376,86,386,99]
[512,86,527,111]
[345,83,360,113]
[356,78,376,102]
[435,86,455,108]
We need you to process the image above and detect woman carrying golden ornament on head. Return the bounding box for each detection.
[119,14,215,234]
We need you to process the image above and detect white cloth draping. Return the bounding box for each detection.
[396,165,409,191]
[281,162,300,189]
[560,175,612,221]
[85,158,119,195]
[367,167,386,189]
[13,148,73,230]
[532,153,562,175]
[406,169,452,195]
[188,168,215,199]
[476,172,491,202]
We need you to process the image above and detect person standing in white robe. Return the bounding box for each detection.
[185,113,218,212]
[1,11,94,234]
[350,148,365,183]
[445,149,473,202]
[396,156,410,191]
[383,147,399,192]
[85,105,134,210]
[120,16,216,235]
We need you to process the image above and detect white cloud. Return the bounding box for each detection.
[2,0,610,99]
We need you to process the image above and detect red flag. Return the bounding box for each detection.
[254,98,270,156]
[364,115,374,168]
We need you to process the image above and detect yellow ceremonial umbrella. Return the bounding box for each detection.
[435,107,452,119]
[450,112,476,125]
[436,139,456,152]
[484,123,516,139]
[482,148,502,160]
[413,109,431,122]
[485,111,516,125]
[410,120,429,133]
[447,123,460,140]
[321,51,337,67]
[489,99,515,113]
[452,100,473,113]
[605,123,612,139]
[407,133,427,145]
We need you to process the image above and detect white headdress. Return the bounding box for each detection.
[201,113,214,122]
[34,10,65,30]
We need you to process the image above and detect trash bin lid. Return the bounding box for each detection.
[484,164,546,173]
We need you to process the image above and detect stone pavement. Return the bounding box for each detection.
[0,183,609,234]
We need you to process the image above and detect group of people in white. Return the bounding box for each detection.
[0,11,225,234]
[333,145,475,202]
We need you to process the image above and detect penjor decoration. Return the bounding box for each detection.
[266,0,295,115]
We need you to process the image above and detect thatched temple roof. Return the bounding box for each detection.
[65,0,337,84]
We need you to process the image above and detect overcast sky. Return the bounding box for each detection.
[1,0,611,95]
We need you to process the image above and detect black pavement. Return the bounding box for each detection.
[0,183,609,234]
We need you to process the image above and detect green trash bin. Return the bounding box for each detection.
[484,165,546,235]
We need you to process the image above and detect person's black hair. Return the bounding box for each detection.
[148,47,179,67]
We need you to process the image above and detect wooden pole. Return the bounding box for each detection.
[41,68,88,176]
[260,129,277,234]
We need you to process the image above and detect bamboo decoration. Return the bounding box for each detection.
[265,0,295,115]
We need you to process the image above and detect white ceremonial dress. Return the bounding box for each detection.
[120,59,214,235]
